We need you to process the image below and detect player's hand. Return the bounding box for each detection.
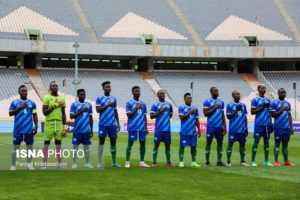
[263,101,270,108]
[107,101,115,107]
[33,127,38,135]
[223,127,227,136]
[90,132,93,138]
[214,103,221,109]
[136,103,142,109]
[282,105,288,111]
[291,128,294,135]
[62,125,67,138]
[55,99,63,108]
[18,103,28,110]
[81,107,89,112]
[160,107,168,113]
[189,108,195,114]
[236,104,242,111]
[197,131,201,138]
[245,129,248,137]
[116,124,120,132]
[145,129,149,135]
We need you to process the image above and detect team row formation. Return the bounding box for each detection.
[9,81,296,170]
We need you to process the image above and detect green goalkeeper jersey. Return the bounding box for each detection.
[43,94,66,121]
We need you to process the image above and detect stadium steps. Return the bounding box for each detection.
[239,73,261,92]
[70,0,99,42]
[166,0,204,46]
[25,69,49,100]
[139,72,178,111]
[274,0,300,44]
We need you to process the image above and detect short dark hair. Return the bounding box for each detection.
[210,87,217,93]
[77,89,85,95]
[102,81,110,88]
[18,85,26,92]
[257,84,265,90]
[278,88,285,92]
[132,86,140,92]
[49,81,57,88]
[184,93,191,98]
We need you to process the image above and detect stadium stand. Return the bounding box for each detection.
[153,70,254,117]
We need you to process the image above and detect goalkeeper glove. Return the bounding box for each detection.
[62,125,67,138]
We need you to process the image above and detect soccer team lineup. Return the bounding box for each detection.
[7,79,296,171]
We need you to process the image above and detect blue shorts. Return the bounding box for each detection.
[228,132,246,143]
[206,127,224,142]
[72,133,91,145]
[180,134,197,147]
[154,131,171,145]
[253,125,272,140]
[274,128,291,143]
[128,131,146,142]
[99,125,118,139]
[13,133,34,145]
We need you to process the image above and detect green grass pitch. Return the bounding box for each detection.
[0,133,299,200]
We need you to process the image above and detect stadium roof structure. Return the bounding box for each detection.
[205,15,292,41]
[0,7,78,36]
[102,12,187,40]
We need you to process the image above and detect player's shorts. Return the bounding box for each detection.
[253,125,272,140]
[180,134,197,147]
[274,128,291,143]
[128,131,146,142]
[44,120,63,141]
[72,133,91,145]
[206,127,224,142]
[13,133,34,145]
[98,125,117,139]
[154,131,171,145]
[228,132,246,143]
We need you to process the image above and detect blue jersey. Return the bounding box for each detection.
[178,104,199,135]
[271,99,291,129]
[203,98,224,128]
[126,100,147,131]
[9,99,36,134]
[70,101,93,134]
[251,96,271,126]
[150,101,173,132]
[96,95,117,126]
[226,102,248,134]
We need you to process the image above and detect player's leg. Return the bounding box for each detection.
[83,139,93,168]
[226,142,234,167]
[179,135,186,167]
[152,131,161,166]
[10,134,21,170]
[109,126,120,167]
[282,134,295,166]
[164,131,173,166]
[55,139,64,168]
[42,140,50,169]
[25,133,34,170]
[251,127,262,167]
[97,126,106,169]
[125,131,136,168]
[139,131,149,167]
[262,127,273,166]
[274,130,281,166]
[42,121,54,169]
[190,135,200,167]
[216,128,225,166]
[71,133,80,169]
[204,127,214,166]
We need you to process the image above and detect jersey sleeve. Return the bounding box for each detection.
[9,101,16,111]
[195,107,199,118]
[221,101,225,110]
[203,99,209,108]
[32,102,37,114]
[114,97,117,109]
[178,106,184,115]
[126,101,131,113]
[96,96,101,106]
[42,95,49,105]
[244,104,248,115]
[150,103,157,113]
[143,103,147,115]
[62,97,66,107]
[89,103,93,115]
[251,98,257,108]
[169,103,173,114]
[70,103,76,114]
[226,104,232,115]
[288,102,291,112]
